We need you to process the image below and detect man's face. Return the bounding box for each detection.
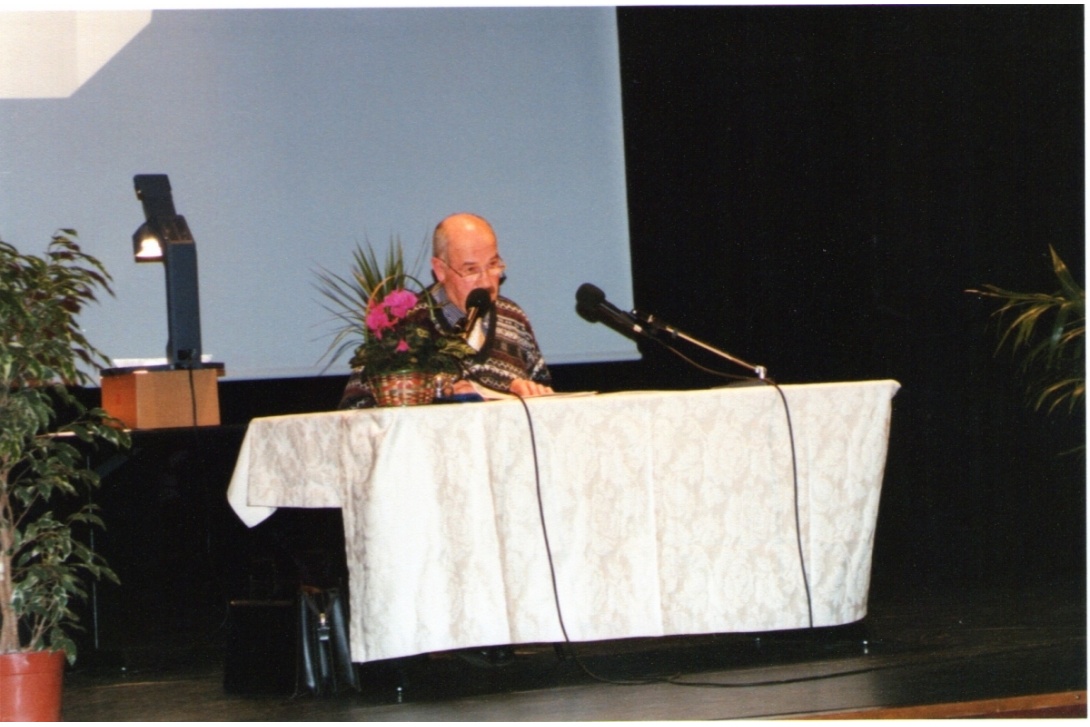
[431,220,503,313]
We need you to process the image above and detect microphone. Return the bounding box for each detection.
[461,288,492,337]
[575,283,651,337]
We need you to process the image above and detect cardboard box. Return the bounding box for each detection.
[101,368,221,429]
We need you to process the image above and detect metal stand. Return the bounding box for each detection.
[635,311,768,380]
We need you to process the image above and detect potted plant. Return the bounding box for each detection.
[968,245,1084,417]
[0,230,129,720]
[316,238,476,406]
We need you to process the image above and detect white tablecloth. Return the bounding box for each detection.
[228,380,899,663]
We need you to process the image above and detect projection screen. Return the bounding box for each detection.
[0,8,637,380]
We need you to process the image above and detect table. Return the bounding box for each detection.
[227,380,900,663]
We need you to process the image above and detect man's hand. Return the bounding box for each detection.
[452,379,478,396]
[510,378,554,397]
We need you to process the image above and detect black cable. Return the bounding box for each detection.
[769,380,814,630]
[514,370,815,688]
[514,394,572,644]
[652,337,813,622]
[641,332,758,384]
[186,366,199,427]
[645,336,813,627]
[512,380,1063,691]
[515,394,669,686]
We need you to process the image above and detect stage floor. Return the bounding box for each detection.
[61,580,1085,720]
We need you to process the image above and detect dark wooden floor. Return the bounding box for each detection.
[60,579,1085,720]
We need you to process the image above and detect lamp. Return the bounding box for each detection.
[98,174,222,429]
[132,174,204,369]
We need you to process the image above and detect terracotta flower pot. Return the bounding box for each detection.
[0,650,65,721]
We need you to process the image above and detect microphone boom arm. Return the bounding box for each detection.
[576,283,769,380]
[639,312,768,380]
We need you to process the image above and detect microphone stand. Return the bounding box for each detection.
[637,312,768,380]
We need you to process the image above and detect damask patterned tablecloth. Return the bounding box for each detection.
[227,380,900,663]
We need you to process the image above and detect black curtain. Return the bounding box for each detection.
[615,5,1085,592]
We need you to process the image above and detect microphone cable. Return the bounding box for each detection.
[513,358,816,687]
[513,393,571,644]
[639,334,814,629]
[772,380,814,631]
[514,393,674,686]
[640,331,757,385]
[186,365,199,427]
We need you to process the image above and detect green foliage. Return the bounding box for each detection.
[314,237,411,370]
[968,246,1085,416]
[0,230,130,661]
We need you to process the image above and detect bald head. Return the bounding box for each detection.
[433,213,495,261]
[430,213,503,313]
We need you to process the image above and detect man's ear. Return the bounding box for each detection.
[430,256,446,284]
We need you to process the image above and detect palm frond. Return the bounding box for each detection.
[314,236,434,371]
[967,245,1085,416]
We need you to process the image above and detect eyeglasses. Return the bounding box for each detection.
[439,256,507,281]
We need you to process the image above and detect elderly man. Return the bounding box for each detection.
[430,212,553,398]
[339,213,552,408]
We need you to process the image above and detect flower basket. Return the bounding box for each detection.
[316,239,478,407]
[368,370,436,407]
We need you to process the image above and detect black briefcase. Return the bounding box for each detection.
[296,586,361,696]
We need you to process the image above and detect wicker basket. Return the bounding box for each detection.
[369,371,435,407]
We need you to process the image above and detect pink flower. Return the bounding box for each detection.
[365,306,394,338]
[394,338,410,353]
[382,289,418,319]
[366,289,418,338]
